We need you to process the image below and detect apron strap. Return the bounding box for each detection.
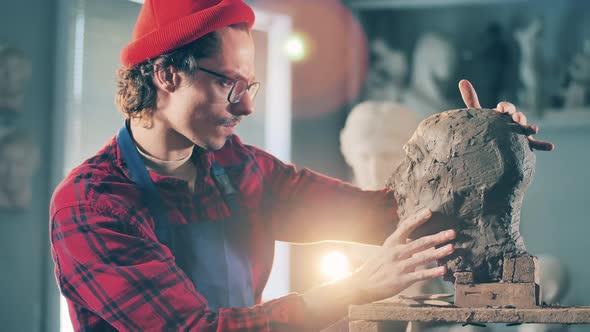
[117,122,254,310]
[211,161,242,217]
[117,121,171,246]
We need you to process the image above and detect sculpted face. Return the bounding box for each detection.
[388,108,535,282]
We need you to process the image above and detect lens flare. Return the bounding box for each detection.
[284,33,306,62]
[321,251,351,281]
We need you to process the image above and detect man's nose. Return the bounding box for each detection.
[230,93,254,116]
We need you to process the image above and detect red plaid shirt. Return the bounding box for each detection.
[50,134,396,331]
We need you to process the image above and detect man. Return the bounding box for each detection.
[49,0,553,331]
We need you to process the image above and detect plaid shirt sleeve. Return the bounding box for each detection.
[50,197,305,331]
[254,149,398,245]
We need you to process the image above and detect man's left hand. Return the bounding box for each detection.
[458,79,554,151]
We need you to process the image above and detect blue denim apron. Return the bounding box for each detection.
[117,122,255,312]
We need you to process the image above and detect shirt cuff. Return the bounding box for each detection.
[261,293,306,330]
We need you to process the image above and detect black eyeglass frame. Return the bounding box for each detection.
[196,66,261,104]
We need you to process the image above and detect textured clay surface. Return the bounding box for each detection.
[387,108,536,283]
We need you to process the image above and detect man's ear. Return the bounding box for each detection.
[153,66,181,93]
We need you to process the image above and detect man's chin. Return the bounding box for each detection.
[196,136,231,151]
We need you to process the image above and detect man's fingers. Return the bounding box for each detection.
[496,101,517,115]
[459,79,482,109]
[529,138,555,151]
[495,102,529,127]
[385,208,432,247]
[403,266,446,283]
[522,124,538,136]
[402,244,454,272]
[512,112,528,126]
[494,103,554,151]
[398,229,456,260]
[521,123,554,151]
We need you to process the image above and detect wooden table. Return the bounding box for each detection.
[348,303,590,331]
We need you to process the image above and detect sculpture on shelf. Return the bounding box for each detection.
[514,19,543,114]
[403,33,458,119]
[364,39,408,102]
[0,44,38,211]
[0,45,32,114]
[460,22,512,108]
[560,39,590,109]
[0,130,40,210]
[340,101,419,191]
[387,108,535,284]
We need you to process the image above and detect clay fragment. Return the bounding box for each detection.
[454,272,474,284]
[503,255,538,283]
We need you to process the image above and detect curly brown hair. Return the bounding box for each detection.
[116,23,248,121]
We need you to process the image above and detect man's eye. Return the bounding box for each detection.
[219,79,233,88]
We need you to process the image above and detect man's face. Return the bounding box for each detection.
[158,27,256,151]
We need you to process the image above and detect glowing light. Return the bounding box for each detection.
[321,251,351,281]
[284,34,306,62]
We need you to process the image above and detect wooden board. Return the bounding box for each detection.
[349,303,590,324]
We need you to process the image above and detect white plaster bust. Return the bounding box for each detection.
[340,101,419,190]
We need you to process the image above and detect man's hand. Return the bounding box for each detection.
[300,209,454,330]
[458,79,554,151]
[351,208,455,303]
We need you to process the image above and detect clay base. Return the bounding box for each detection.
[454,282,539,308]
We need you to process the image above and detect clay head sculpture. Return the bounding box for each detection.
[387,108,535,282]
[340,101,419,190]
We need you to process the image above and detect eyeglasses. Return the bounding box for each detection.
[196,66,261,104]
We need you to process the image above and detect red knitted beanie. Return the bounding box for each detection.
[121,0,255,67]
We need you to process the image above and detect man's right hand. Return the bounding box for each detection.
[351,208,456,303]
[301,208,455,330]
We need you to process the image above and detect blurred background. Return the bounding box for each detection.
[1,0,589,331]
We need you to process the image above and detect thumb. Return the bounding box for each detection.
[459,79,482,109]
